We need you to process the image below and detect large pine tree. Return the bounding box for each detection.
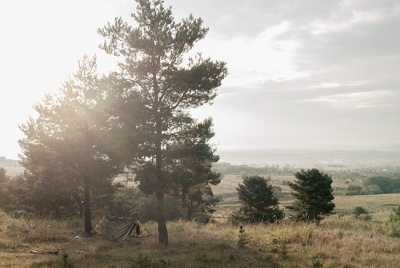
[19,57,122,235]
[99,0,227,245]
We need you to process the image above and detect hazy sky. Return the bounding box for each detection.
[0,0,399,158]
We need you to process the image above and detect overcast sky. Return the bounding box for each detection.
[0,0,399,158]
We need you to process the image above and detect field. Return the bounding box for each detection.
[213,175,400,219]
[213,174,350,197]
[2,168,400,267]
[1,209,400,267]
[1,189,400,267]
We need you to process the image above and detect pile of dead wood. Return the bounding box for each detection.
[96,216,142,241]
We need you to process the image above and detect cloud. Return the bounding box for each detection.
[185,0,400,150]
[308,80,370,90]
[307,10,384,35]
[302,90,395,109]
[192,21,306,90]
[166,0,341,37]
[0,0,399,158]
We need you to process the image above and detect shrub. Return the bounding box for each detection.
[353,206,371,220]
[386,206,400,237]
[346,185,363,196]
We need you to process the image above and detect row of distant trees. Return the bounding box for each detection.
[234,169,335,224]
[213,162,296,176]
[347,176,400,195]
[2,0,227,246]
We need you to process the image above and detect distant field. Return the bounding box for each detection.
[214,174,350,195]
[214,174,400,221]
[213,174,292,195]
[334,193,400,219]
[214,174,348,201]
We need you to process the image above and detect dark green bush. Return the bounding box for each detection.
[288,169,335,223]
[352,206,371,220]
[232,176,284,224]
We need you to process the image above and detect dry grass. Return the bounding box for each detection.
[335,193,400,215]
[1,207,400,267]
[0,210,77,267]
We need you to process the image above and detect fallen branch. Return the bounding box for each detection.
[30,249,59,255]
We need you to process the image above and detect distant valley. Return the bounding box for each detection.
[218,148,400,168]
[2,148,400,177]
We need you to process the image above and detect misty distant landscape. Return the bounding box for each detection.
[3,147,400,174]
[219,148,400,167]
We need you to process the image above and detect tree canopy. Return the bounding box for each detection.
[234,176,284,223]
[98,0,227,245]
[288,169,335,223]
[19,56,122,235]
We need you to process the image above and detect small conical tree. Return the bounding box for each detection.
[288,169,335,223]
[234,176,284,223]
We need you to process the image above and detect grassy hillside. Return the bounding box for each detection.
[1,209,400,267]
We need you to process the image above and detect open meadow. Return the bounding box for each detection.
[1,210,400,267]
[1,188,400,268]
[213,174,400,218]
[2,162,400,267]
[2,166,400,267]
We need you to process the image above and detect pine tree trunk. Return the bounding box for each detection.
[187,199,193,221]
[83,179,92,237]
[156,192,168,246]
[153,61,169,246]
[155,143,168,246]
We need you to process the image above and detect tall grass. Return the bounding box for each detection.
[1,209,400,267]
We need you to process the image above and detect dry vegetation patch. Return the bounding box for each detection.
[1,210,400,267]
